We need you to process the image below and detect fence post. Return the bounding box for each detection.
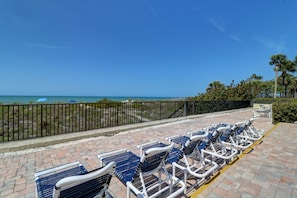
[85,105,88,130]
[183,101,187,116]
[40,105,43,137]
[116,105,119,126]
[159,102,162,120]
[141,102,143,122]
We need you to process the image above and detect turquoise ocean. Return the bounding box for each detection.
[0,95,177,104]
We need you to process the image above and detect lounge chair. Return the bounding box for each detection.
[137,131,219,194]
[35,161,116,198]
[190,125,238,167]
[98,143,186,198]
[240,117,264,141]
[219,122,253,151]
[167,133,219,193]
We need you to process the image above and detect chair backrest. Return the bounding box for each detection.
[246,117,258,130]
[166,135,201,163]
[138,143,174,176]
[53,161,116,198]
[234,121,246,135]
[219,125,236,141]
[197,126,230,149]
[209,126,226,143]
[183,135,205,156]
[165,132,208,164]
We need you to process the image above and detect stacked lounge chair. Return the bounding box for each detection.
[192,125,239,167]
[34,116,265,198]
[219,122,254,152]
[98,143,186,198]
[135,131,219,194]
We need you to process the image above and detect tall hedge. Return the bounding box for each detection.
[272,101,297,123]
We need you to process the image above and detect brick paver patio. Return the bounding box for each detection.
[193,121,297,198]
[0,108,296,197]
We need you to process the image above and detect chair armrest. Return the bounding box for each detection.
[55,161,115,189]
[187,130,208,137]
[190,132,209,141]
[165,134,181,141]
[137,141,166,155]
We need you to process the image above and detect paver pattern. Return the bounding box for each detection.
[195,122,297,198]
[0,108,296,198]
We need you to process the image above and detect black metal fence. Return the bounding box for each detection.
[0,100,250,142]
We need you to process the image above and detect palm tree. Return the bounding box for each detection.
[249,74,264,98]
[259,80,274,98]
[286,75,297,98]
[269,54,296,97]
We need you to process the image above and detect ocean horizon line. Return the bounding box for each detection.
[0,95,186,104]
[0,94,178,97]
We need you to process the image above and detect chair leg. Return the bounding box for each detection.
[127,187,130,198]
[184,171,187,194]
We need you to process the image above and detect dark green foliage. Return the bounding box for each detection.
[253,98,297,124]
[192,74,266,101]
[94,98,121,108]
[272,100,297,124]
[185,100,250,116]
[192,53,297,101]
[252,98,279,104]
[252,98,294,104]
[270,54,297,98]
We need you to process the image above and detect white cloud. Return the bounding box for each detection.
[196,8,241,43]
[254,36,287,53]
[208,17,225,32]
[229,34,242,43]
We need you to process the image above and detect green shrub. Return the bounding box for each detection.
[253,97,297,103]
[273,101,297,124]
[253,98,297,124]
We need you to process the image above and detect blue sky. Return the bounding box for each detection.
[1,0,297,97]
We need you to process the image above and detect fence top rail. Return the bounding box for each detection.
[0,100,250,106]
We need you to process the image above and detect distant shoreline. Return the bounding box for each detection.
[0,95,185,104]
